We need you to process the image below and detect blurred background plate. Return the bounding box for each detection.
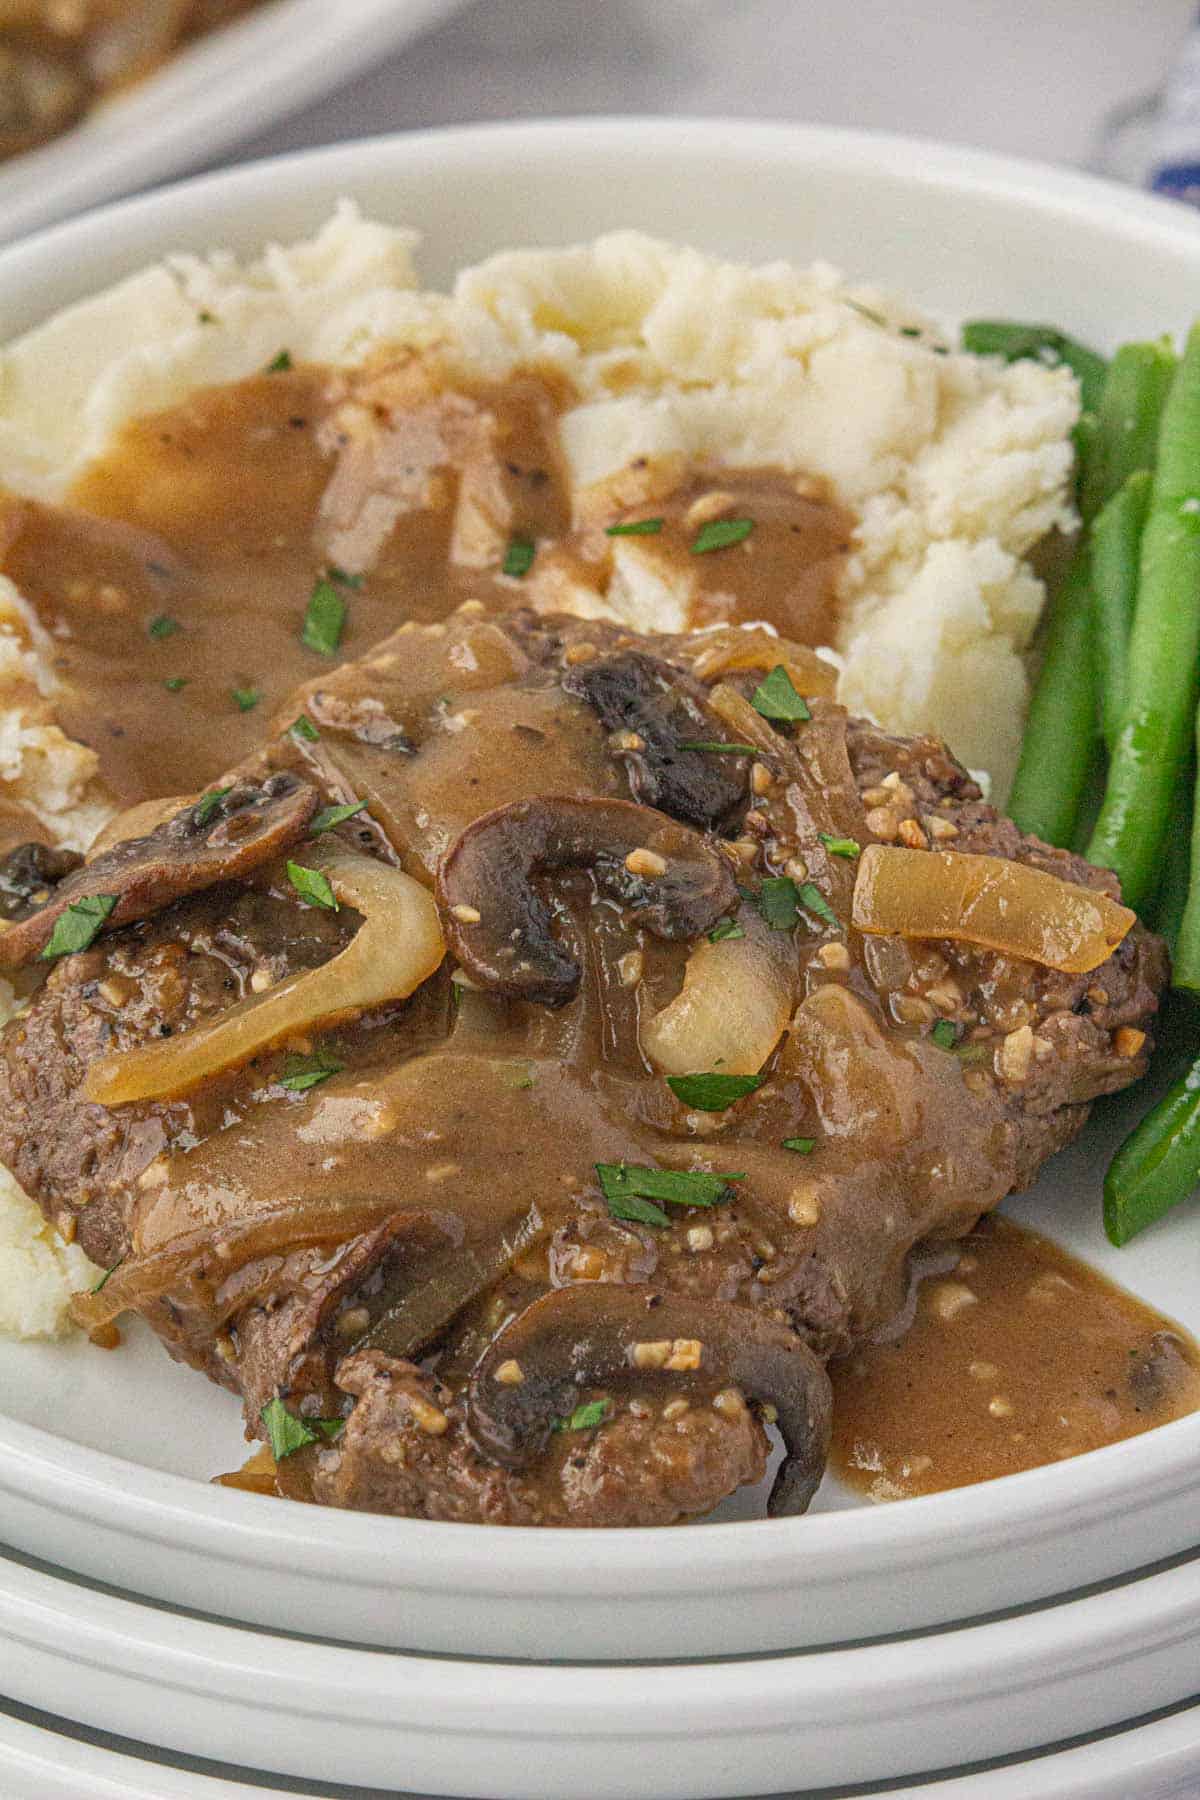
[0,0,469,247]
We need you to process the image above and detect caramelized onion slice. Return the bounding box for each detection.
[84,850,445,1107]
[852,845,1136,974]
[640,914,794,1077]
[687,627,838,700]
[70,1195,409,1336]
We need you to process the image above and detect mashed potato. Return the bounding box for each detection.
[0,206,1079,1335]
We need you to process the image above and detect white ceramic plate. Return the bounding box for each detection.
[3,1697,1200,1800]
[3,1541,1200,1798]
[0,0,468,247]
[3,121,1200,1663]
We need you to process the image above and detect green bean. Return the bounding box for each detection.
[1090,470,1152,752]
[1086,320,1200,913]
[961,321,1108,412]
[1152,758,1195,959]
[1105,1047,1200,1245]
[1080,338,1176,519]
[1007,556,1096,844]
[1170,712,1200,990]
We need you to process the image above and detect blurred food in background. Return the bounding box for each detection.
[0,0,265,162]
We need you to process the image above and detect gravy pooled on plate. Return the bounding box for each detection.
[831,1214,1200,1500]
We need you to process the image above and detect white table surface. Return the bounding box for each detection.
[9,2,1200,1795]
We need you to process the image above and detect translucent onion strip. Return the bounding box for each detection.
[640,923,793,1077]
[852,845,1135,974]
[85,850,445,1107]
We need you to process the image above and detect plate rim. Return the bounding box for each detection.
[3,1541,1200,1797]
[3,115,1200,1647]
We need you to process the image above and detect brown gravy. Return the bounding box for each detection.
[830,1215,1200,1500]
[0,363,851,811]
[2,361,1190,1512]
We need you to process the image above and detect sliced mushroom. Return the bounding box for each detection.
[436,794,738,1006]
[0,774,320,969]
[0,840,84,923]
[562,650,750,830]
[467,1284,833,1517]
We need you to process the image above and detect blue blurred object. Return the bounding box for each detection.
[1097,8,1200,202]
[1150,8,1200,200]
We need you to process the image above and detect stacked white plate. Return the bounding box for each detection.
[3,121,1200,1796]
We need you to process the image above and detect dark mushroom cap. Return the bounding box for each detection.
[0,841,84,923]
[0,774,320,969]
[436,794,738,1006]
[563,649,751,830]
[467,1283,833,1518]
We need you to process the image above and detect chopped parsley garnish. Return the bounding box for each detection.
[597,1162,743,1228]
[265,349,293,373]
[818,833,861,859]
[691,516,754,554]
[231,685,262,712]
[278,1050,345,1093]
[40,894,116,960]
[301,577,346,656]
[286,861,338,911]
[164,677,189,693]
[553,1398,611,1433]
[759,875,800,930]
[91,1255,126,1294]
[931,1019,961,1050]
[194,787,232,828]
[605,518,664,537]
[751,664,811,723]
[783,1137,816,1155]
[797,881,839,930]
[708,917,745,943]
[502,532,536,578]
[667,1072,763,1112]
[677,739,756,755]
[310,800,366,836]
[846,299,888,327]
[289,714,320,742]
[147,613,180,640]
[327,565,364,589]
[197,310,216,325]
[260,1398,343,1460]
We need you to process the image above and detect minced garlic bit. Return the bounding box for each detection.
[617,949,644,988]
[408,1395,449,1435]
[928,1281,977,1322]
[999,1023,1035,1084]
[450,903,482,924]
[665,1337,703,1372]
[787,1187,822,1228]
[624,847,668,879]
[495,1359,525,1386]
